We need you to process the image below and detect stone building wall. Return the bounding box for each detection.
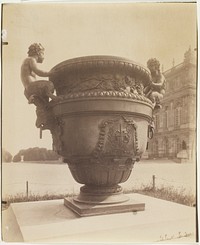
[147,48,196,161]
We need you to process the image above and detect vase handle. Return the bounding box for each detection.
[148,123,154,139]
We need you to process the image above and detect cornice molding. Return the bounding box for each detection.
[164,62,196,77]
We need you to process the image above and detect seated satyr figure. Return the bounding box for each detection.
[144,58,166,109]
[21,43,59,129]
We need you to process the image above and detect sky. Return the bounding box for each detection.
[2,2,197,156]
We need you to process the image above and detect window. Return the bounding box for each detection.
[155,115,159,130]
[182,140,187,150]
[163,111,168,129]
[176,138,180,153]
[175,107,181,127]
[154,140,158,156]
[169,102,174,127]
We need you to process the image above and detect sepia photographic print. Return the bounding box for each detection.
[1,1,198,243]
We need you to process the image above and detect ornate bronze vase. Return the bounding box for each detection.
[49,56,153,216]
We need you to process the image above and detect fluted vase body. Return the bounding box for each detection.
[49,56,153,204]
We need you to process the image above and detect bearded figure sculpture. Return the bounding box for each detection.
[144,58,166,109]
[21,43,60,131]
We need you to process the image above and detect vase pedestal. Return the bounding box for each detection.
[64,183,145,216]
[64,197,145,217]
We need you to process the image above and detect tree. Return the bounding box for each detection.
[13,147,60,162]
[2,149,12,162]
[13,154,21,162]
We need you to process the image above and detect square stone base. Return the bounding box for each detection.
[64,196,145,216]
[2,194,196,242]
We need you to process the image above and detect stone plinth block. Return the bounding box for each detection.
[2,194,196,243]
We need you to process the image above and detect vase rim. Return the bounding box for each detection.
[51,55,150,75]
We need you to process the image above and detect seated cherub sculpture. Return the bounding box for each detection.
[144,58,166,109]
[21,43,59,129]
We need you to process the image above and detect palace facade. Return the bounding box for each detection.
[147,48,197,161]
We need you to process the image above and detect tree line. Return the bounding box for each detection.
[2,148,60,162]
[2,149,12,162]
